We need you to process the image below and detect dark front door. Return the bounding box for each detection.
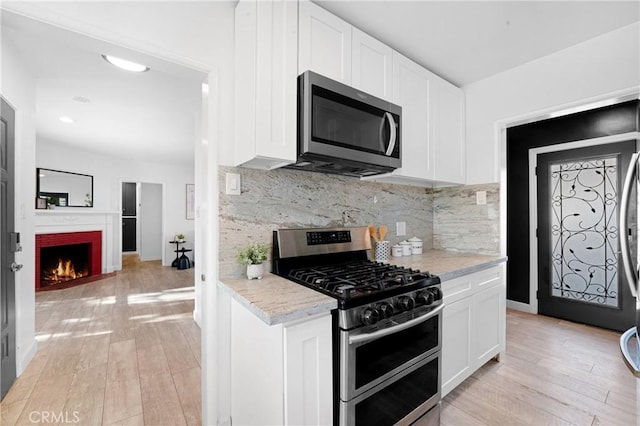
[122,182,136,252]
[1,97,17,399]
[537,140,637,331]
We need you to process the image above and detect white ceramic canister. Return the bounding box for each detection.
[399,241,412,256]
[408,236,423,255]
[391,244,403,257]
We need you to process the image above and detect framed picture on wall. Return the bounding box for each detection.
[186,184,195,220]
[36,197,48,209]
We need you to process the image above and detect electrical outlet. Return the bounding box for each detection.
[476,191,487,205]
[396,221,406,236]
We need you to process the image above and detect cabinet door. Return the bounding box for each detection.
[122,182,137,216]
[298,0,351,84]
[122,217,136,252]
[391,51,433,181]
[441,296,473,397]
[432,78,466,184]
[472,283,505,367]
[234,0,298,169]
[352,27,392,101]
[284,314,333,426]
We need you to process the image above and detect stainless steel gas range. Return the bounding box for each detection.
[273,226,443,426]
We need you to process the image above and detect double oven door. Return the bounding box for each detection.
[339,304,443,425]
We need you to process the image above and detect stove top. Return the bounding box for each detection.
[273,227,441,309]
[287,260,439,306]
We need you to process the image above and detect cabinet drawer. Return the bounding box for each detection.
[442,275,473,304]
[476,267,502,290]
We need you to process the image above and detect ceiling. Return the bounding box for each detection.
[1,10,206,167]
[316,1,640,86]
[2,2,638,167]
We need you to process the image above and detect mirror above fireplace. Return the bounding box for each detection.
[37,168,93,207]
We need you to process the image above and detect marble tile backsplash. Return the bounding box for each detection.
[431,183,500,255]
[219,166,433,277]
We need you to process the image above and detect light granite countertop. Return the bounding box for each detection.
[218,249,506,326]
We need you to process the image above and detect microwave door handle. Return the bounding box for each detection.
[384,112,397,157]
[620,152,639,298]
[348,304,444,345]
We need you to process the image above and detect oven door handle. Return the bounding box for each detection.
[348,304,444,345]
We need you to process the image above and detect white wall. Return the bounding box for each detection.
[464,22,640,185]
[37,138,194,266]
[1,30,39,375]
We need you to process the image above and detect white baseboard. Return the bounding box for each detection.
[506,299,537,314]
[17,338,38,376]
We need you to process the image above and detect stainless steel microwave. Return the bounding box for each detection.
[287,71,401,177]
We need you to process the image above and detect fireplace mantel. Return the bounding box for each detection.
[35,210,121,273]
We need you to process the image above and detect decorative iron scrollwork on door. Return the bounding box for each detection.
[550,157,619,307]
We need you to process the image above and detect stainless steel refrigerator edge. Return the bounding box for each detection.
[618,150,640,376]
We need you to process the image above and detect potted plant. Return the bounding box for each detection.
[174,233,186,243]
[237,242,269,279]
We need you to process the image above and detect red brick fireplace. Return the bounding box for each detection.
[35,231,102,290]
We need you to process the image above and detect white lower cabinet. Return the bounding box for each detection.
[442,295,472,395]
[230,299,333,425]
[441,264,506,397]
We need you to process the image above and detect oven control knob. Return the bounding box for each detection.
[396,296,415,312]
[416,291,434,306]
[361,307,380,325]
[376,302,394,318]
[430,287,443,301]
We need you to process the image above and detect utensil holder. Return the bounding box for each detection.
[375,241,390,263]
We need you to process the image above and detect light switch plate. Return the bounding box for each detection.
[396,221,406,237]
[225,172,241,195]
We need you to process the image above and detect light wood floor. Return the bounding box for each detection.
[440,309,639,426]
[1,257,200,425]
[2,259,639,425]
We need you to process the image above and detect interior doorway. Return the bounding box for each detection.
[121,182,163,261]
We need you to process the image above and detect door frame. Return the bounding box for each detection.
[1,8,219,423]
[528,132,640,314]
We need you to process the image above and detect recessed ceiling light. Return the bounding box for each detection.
[102,54,150,73]
[59,116,75,124]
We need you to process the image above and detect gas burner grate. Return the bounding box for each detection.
[288,260,434,299]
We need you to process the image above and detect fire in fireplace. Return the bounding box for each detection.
[35,231,102,291]
[40,243,90,287]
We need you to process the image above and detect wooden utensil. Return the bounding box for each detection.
[379,225,388,241]
[368,224,379,242]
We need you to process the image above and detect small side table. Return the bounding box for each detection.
[176,248,193,270]
[169,240,186,267]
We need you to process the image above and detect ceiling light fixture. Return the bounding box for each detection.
[59,116,75,124]
[101,54,150,73]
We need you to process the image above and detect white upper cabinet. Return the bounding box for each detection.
[390,51,434,182]
[370,52,466,186]
[298,0,352,84]
[432,78,466,184]
[234,0,298,170]
[235,0,466,184]
[351,27,393,101]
